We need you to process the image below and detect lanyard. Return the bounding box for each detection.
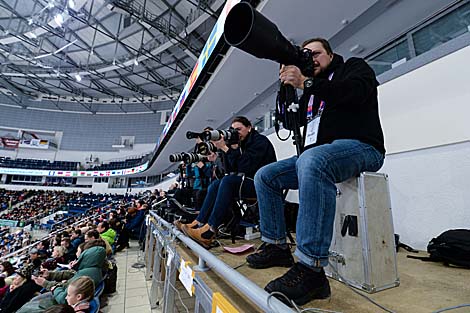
[306,72,334,119]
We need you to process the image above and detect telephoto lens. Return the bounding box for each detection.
[203,130,222,141]
[220,129,239,141]
[186,131,204,140]
[183,153,207,164]
[169,152,186,163]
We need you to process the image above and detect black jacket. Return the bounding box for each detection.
[0,280,41,313]
[302,54,385,155]
[223,130,276,178]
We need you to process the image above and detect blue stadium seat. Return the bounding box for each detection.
[89,297,100,313]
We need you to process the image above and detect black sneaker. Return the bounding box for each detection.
[265,263,331,306]
[246,243,294,269]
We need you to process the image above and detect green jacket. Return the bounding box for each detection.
[100,228,116,246]
[46,246,106,304]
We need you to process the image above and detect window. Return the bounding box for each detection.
[366,1,470,76]
[368,39,410,76]
[413,2,470,55]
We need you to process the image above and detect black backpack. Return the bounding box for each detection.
[409,229,470,268]
[104,260,118,294]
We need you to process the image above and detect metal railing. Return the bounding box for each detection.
[145,210,295,312]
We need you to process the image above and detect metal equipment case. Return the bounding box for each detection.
[325,172,400,293]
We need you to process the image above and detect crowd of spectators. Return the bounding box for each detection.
[0,191,68,226]
[0,191,154,312]
[0,228,32,258]
[0,189,36,212]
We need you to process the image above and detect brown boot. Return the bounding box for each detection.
[174,219,198,232]
[185,224,215,248]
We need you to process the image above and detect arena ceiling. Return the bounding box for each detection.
[0,0,224,113]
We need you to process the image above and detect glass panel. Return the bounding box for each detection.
[413,2,470,55]
[367,39,410,76]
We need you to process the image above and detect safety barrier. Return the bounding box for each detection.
[144,210,295,312]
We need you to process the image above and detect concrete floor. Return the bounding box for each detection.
[100,243,161,313]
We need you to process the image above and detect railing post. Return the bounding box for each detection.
[145,225,155,281]
[162,247,176,313]
[149,232,164,309]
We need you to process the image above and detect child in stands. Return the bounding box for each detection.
[65,276,95,313]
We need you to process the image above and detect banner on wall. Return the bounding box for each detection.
[0,137,20,149]
[0,219,18,227]
[0,162,149,177]
[19,138,50,149]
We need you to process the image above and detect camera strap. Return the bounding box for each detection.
[304,72,334,147]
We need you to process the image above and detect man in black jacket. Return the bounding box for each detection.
[177,116,277,248]
[246,38,386,305]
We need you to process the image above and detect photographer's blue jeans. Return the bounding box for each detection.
[255,139,384,268]
[196,174,256,228]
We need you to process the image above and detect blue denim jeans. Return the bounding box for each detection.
[196,174,256,228]
[254,139,384,267]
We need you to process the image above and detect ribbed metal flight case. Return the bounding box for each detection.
[325,172,400,293]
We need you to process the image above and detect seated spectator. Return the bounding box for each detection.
[70,229,84,251]
[97,221,116,246]
[18,245,106,312]
[0,277,8,300]
[36,240,50,259]
[65,276,95,313]
[28,248,42,271]
[85,230,112,256]
[0,261,15,285]
[115,202,148,252]
[42,246,67,270]
[0,264,41,313]
[61,238,76,263]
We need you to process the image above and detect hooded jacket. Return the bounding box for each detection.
[0,279,41,313]
[45,246,106,304]
[223,129,277,178]
[100,228,116,246]
[302,54,385,155]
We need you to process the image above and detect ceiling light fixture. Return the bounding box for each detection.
[54,13,64,27]
[75,74,82,82]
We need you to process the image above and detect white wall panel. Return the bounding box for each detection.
[379,45,470,154]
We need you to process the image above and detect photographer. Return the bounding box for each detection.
[186,127,219,209]
[176,116,276,248]
[245,38,385,305]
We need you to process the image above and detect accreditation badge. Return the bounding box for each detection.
[304,115,321,147]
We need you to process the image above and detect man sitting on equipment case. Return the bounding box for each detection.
[246,38,386,306]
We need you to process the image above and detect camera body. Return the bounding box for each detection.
[195,141,217,156]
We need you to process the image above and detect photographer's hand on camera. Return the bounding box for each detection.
[280,65,307,89]
[206,151,218,162]
[212,136,229,152]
